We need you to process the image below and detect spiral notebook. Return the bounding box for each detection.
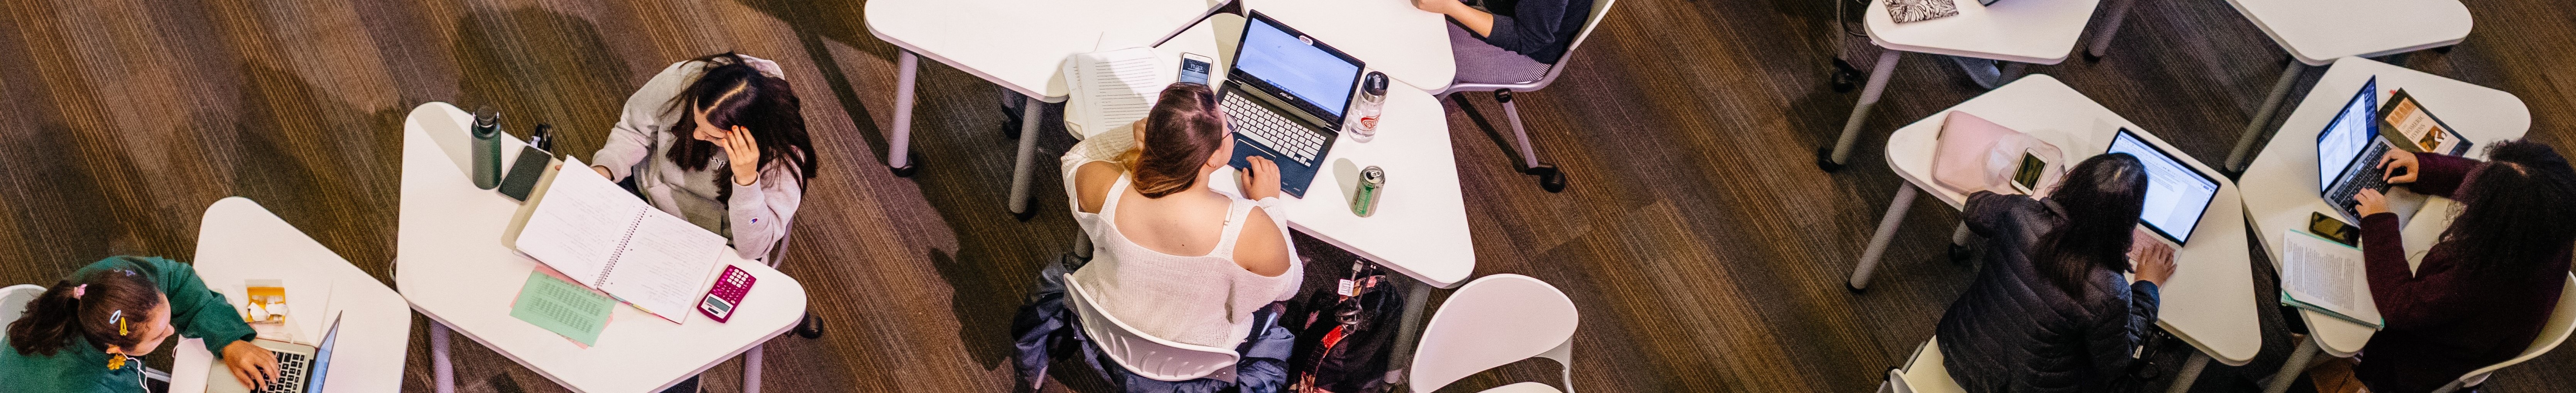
[503,156,727,323]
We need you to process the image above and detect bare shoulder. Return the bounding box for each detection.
[1233,208,1292,277]
[1074,162,1125,213]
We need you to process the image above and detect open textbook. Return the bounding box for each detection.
[1062,47,1169,137]
[504,156,726,323]
[2279,230,2383,329]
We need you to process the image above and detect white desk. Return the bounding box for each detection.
[170,198,412,393]
[1822,0,2101,168]
[395,102,810,393]
[2213,0,2472,172]
[1855,76,2263,380]
[2237,58,2527,359]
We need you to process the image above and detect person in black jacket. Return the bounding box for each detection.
[1412,0,1594,64]
[1936,153,2178,393]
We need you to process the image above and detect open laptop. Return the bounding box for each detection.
[2106,128,2222,247]
[1221,10,1367,198]
[208,314,340,393]
[2315,77,2397,222]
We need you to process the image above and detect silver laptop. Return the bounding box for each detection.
[2314,77,2396,222]
[1221,10,1367,198]
[2105,128,2221,247]
[208,315,339,393]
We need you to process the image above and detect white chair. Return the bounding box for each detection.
[1876,338,1966,393]
[1,284,45,327]
[1410,274,1580,393]
[1061,274,1242,382]
[2428,273,2576,393]
[1436,0,1618,193]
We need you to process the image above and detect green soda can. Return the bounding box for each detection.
[1352,166,1385,217]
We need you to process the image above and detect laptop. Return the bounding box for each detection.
[2105,128,2222,247]
[2315,77,2395,222]
[1221,10,1368,198]
[208,314,340,393]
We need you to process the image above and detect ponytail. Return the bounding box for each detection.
[6,262,165,357]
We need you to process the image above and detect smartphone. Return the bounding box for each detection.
[1178,53,1213,85]
[2309,212,2360,246]
[2009,152,2048,193]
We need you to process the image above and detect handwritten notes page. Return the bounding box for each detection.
[1066,47,1168,137]
[511,156,726,323]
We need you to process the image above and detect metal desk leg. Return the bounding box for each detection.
[2225,61,2306,173]
[1385,277,1435,385]
[1006,98,1044,218]
[1823,50,1903,171]
[2086,0,2139,59]
[2262,339,2320,393]
[1849,183,1918,291]
[889,51,921,177]
[744,346,765,393]
[431,321,455,393]
[1948,222,1975,265]
[2166,351,2210,393]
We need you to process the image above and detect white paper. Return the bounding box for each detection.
[513,157,724,322]
[2282,230,2382,325]
[598,210,726,322]
[1067,47,1167,137]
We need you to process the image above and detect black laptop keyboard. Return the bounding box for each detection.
[2327,143,2393,219]
[1222,92,1328,163]
[258,351,310,393]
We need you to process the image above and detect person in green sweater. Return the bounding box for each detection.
[3,256,280,393]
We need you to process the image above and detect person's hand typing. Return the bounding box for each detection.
[2378,150,2420,184]
[2354,188,2392,217]
[724,125,762,185]
[1242,156,1282,200]
[221,340,280,390]
[2129,229,2177,287]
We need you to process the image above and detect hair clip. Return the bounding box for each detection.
[110,310,127,335]
[106,354,127,370]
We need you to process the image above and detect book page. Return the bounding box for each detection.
[512,157,648,286]
[2282,230,2382,326]
[1070,47,1165,136]
[598,209,726,323]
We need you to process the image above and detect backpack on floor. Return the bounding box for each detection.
[1286,261,1406,393]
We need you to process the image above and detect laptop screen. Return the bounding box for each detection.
[2108,129,2221,245]
[1233,12,1364,120]
[2315,78,2379,193]
[304,315,340,393]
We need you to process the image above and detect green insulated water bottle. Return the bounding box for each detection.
[471,106,503,190]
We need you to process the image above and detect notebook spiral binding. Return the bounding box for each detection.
[596,209,649,288]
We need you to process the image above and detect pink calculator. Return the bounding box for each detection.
[699,265,755,323]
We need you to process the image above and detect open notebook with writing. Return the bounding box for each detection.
[503,156,726,323]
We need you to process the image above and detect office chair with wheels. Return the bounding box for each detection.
[1063,273,1243,382]
[1410,274,1580,393]
[2427,274,2576,393]
[1438,0,1618,193]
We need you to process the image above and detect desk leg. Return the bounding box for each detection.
[1956,56,2007,90]
[2086,0,2139,60]
[431,322,455,393]
[2262,339,2320,393]
[1385,276,1435,386]
[744,346,765,393]
[1850,183,1917,291]
[1006,98,1044,218]
[1948,222,1975,265]
[2225,61,2306,173]
[1823,50,1903,171]
[2166,351,2210,393]
[889,51,921,177]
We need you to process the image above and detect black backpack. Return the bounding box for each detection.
[1286,261,1407,393]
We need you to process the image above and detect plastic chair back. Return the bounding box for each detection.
[1061,274,1242,382]
[1,284,44,329]
[2445,273,2576,390]
[1880,338,1966,393]
[1410,274,1580,393]
[1440,0,1620,94]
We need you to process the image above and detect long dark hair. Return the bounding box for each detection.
[2438,140,2576,274]
[666,52,817,199]
[1116,83,1228,198]
[8,257,166,357]
[2033,153,2150,297]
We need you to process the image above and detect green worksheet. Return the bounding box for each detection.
[509,271,615,346]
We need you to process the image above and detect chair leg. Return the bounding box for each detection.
[889,51,921,177]
[2165,351,2210,393]
[2262,339,2320,393]
[1537,339,1575,393]
[1495,90,1566,193]
[1955,56,2007,90]
[431,321,456,393]
[1007,100,1045,220]
[1850,183,1918,292]
[2085,0,2139,60]
[743,346,764,393]
[1823,49,1902,171]
[1072,233,1094,261]
[2225,60,2306,173]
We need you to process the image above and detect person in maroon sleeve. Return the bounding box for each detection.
[2348,139,2576,393]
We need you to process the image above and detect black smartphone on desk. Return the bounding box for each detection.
[1178,53,1213,85]
[2310,212,2360,246]
[497,146,555,201]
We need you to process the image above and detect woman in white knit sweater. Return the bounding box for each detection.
[589,52,815,263]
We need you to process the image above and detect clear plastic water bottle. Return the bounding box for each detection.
[1348,72,1390,142]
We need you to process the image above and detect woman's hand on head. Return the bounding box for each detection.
[1242,156,1282,200]
[2130,229,2177,286]
[724,126,762,185]
[2354,188,2391,217]
[221,340,280,390]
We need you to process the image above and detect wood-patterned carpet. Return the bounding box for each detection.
[0,0,2569,391]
